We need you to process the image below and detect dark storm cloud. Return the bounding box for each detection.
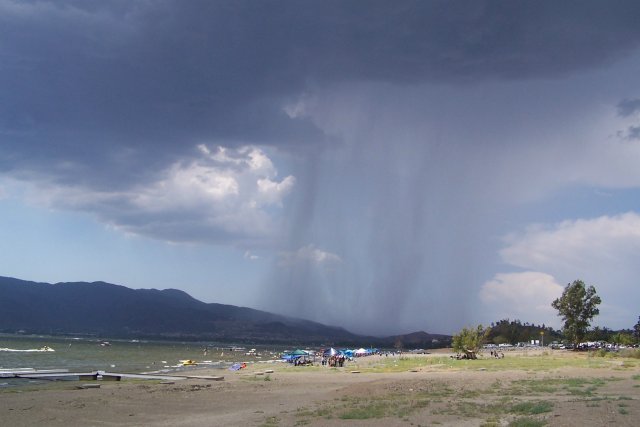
[3,0,640,181]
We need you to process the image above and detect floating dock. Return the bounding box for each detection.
[0,369,223,382]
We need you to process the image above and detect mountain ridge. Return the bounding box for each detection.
[0,276,450,347]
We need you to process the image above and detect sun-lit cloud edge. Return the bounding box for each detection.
[481,212,640,329]
[0,144,295,247]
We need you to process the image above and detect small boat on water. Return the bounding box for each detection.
[180,359,197,366]
[0,345,55,352]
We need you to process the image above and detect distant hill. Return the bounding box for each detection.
[0,276,449,347]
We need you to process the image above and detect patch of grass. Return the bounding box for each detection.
[509,417,547,427]
[260,416,279,426]
[322,391,434,420]
[566,386,596,397]
[619,348,640,359]
[632,374,640,380]
[618,407,629,415]
[459,389,482,398]
[480,417,501,427]
[510,401,553,415]
[339,401,388,419]
[582,396,609,402]
[508,377,608,397]
[592,348,608,358]
[510,379,558,394]
[295,408,312,417]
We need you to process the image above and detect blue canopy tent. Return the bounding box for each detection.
[341,349,354,358]
[282,349,314,364]
[323,348,338,356]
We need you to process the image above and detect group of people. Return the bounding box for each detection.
[293,357,312,366]
[489,350,505,359]
[322,354,346,367]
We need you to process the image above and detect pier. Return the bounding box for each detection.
[0,368,223,382]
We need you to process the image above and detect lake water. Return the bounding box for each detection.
[0,334,288,389]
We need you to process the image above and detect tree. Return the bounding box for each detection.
[634,316,640,343]
[551,280,601,347]
[611,332,634,346]
[452,324,487,357]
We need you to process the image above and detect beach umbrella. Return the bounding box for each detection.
[323,348,338,356]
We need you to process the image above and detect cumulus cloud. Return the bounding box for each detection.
[7,145,295,246]
[480,272,564,327]
[484,213,640,327]
[500,213,640,274]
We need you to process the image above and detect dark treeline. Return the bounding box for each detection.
[485,318,639,346]
[486,319,563,345]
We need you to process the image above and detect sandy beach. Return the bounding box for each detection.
[2,349,639,426]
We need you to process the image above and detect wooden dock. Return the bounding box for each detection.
[0,369,223,382]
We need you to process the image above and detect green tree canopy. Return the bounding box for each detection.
[452,324,487,355]
[551,280,601,347]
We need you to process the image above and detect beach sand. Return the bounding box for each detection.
[2,349,639,426]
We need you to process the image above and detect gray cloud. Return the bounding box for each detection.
[617,99,640,141]
[617,98,640,117]
[627,126,640,140]
[3,0,640,181]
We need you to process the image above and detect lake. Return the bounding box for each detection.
[0,334,288,388]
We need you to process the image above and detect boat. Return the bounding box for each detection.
[0,346,55,352]
[180,359,197,366]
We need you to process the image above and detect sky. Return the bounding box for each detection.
[2,0,640,336]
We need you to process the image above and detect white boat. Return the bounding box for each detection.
[0,345,55,352]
